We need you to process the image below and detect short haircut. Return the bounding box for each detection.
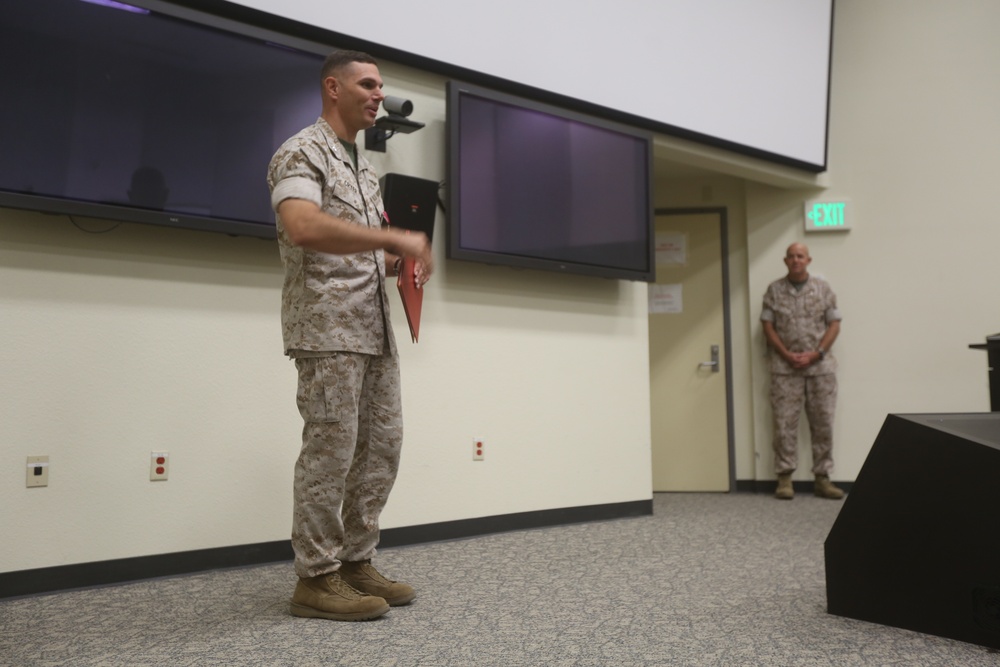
[320,49,378,86]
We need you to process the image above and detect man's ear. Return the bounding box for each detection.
[323,76,338,100]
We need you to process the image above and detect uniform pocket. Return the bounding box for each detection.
[325,178,365,220]
[294,356,343,423]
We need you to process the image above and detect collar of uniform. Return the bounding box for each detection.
[315,117,371,175]
[784,275,812,293]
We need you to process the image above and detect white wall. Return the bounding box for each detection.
[744,0,1000,480]
[1,216,297,568]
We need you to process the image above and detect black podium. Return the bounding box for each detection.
[969,333,1000,411]
[825,413,1000,649]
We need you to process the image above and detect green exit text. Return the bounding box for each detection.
[808,202,846,227]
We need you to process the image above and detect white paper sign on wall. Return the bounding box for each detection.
[649,284,683,314]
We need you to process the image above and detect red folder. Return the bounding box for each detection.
[396,256,423,343]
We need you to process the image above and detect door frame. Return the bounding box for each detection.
[653,206,736,492]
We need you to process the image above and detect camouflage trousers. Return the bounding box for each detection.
[291,352,403,579]
[769,373,837,475]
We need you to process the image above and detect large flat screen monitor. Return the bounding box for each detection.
[446,81,655,282]
[0,0,325,238]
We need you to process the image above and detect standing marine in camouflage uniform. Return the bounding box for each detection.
[267,50,433,621]
[761,243,845,501]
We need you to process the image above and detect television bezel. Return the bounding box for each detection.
[445,80,656,283]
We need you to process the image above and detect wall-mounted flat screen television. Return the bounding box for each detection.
[446,81,655,282]
[0,0,325,238]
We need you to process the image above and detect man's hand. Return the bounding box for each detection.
[786,350,821,369]
[391,230,434,286]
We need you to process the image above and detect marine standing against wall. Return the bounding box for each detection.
[761,243,845,501]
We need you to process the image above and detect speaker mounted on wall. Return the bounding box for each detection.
[380,173,439,243]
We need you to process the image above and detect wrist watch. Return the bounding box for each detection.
[817,348,826,360]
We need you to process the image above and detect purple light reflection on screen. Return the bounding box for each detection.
[79,0,149,14]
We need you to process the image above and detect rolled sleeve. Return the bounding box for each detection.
[272,176,322,212]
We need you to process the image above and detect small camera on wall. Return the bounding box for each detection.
[365,95,425,153]
[382,96,414,117]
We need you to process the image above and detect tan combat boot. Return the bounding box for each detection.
[289,572,389,621]
[775,472,794,500]
[814,474,845,500]
[339,560,416,606]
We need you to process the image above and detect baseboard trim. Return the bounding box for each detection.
[735,479,855,495]
[0,499,652,599]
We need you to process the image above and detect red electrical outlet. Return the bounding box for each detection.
[150,451,169,481]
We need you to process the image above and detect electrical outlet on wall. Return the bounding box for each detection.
[473,438,484,461]
[26,456,49,488]
[150,451,169,481]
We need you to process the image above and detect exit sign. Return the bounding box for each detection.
[804,199,851,232]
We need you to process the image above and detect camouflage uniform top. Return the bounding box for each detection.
[267,118,395,357]
[761,276,841,376]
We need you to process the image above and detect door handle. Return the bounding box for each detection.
[698,345,720,373]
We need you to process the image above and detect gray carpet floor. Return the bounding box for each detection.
[2,493,998,666]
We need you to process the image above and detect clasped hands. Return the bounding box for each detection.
[785,350,821,369]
